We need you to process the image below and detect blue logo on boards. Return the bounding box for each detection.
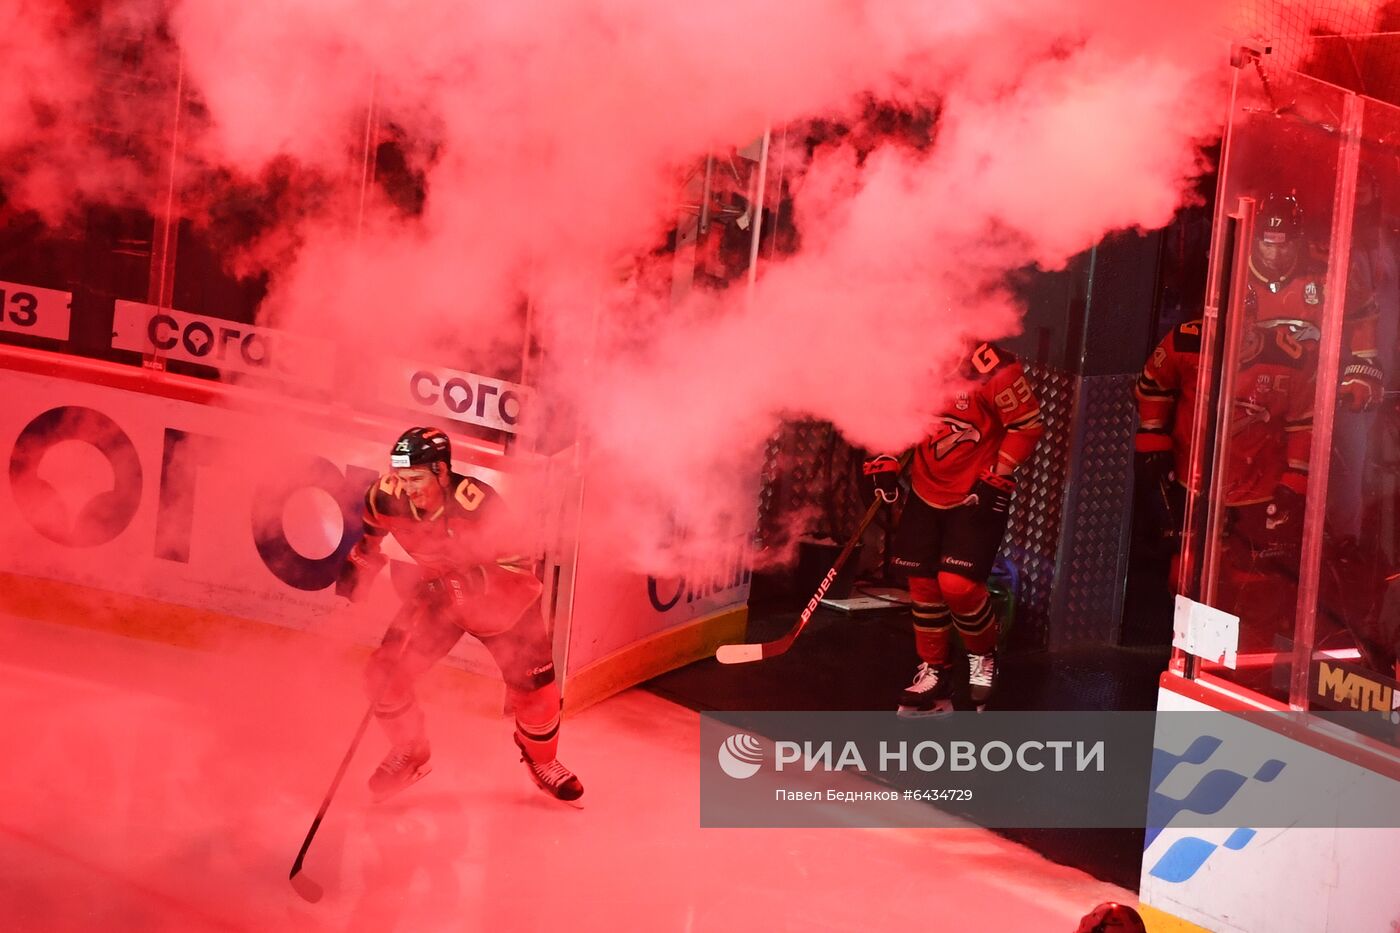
[1144,734,1285,883]
[1148,827,1259,883]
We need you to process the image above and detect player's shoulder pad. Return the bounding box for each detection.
[447,472,498,514]
[366,472,413,520]
[1171,319,1204,354]
[966,341,1018,380]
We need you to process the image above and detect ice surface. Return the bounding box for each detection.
[0,612,1130,931]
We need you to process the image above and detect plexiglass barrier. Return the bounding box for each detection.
[1183,64,1400,727]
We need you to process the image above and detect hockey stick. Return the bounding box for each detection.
[288,702,377,903]
[290,607,424,903]
[716,451,909,664]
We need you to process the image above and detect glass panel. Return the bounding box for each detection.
[1187,66,1350,700]
[1302,93,1400,719]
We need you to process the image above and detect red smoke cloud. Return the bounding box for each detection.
[0,1,94,219]
[168,0,1234,571]
[0,3,1386,924]
[1,0,1387,572]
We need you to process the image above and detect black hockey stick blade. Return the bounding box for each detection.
[289,861,324,903]
[286,703,378,904]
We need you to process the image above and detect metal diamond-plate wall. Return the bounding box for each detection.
[756,420,865,557]
[1049,373,1138,647]
[998,363,1075,651]
[756,417,903,577]
[752,362,1136,652]
[755,361,1085,649]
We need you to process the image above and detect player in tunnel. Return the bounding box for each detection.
[1135,191,1397,668]
[865,340,1044,715]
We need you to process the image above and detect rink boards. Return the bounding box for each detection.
[0,345,748,709]
[1140,676,1400,932]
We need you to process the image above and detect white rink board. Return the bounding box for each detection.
[0,354,752,692]
[1141,685,1400,932]
[0,362,506,678]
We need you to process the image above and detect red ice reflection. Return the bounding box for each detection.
[0,612,1130,930]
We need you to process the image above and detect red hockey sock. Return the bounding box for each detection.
[913,602,953,666]
[515,720,560,763]
[953,597,998,655]
[513,684,562,763]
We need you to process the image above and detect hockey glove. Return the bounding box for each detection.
[421,567,489,617]
[334,546,386,602]
[971,472,1015,517]
[1340,357,1384,413]
[863,454,902,504]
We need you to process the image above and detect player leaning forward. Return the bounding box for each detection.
[865,342,1044,715]
[335,427,584,803]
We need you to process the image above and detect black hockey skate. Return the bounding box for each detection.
[897,662,954,718]
[368,740,431,802]
[968,650,997,712]
[514,735,584,805]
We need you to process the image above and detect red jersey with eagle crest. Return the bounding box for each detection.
[359,470,533,576]
[910,342,1045,508]
[1244,255,1378,360]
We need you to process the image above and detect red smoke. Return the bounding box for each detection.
[0,2,1387,927]
[0,0,1386,570]
[175,0,1232,571]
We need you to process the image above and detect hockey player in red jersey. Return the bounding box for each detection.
[1134,191,1389,555]
[335,427,583,803]
[1136,316,1315,594]
[1133,319,1202,590]
[1245,192,1383,412]
[866,341,1044,714]
[1135,198,1323,643]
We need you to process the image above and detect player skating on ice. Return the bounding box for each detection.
[335,427,583,803]
[866,341,1044,715]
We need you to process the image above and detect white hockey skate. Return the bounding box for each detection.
[368,740,432,802]
[968,650,997,712]
[897,662,955,718]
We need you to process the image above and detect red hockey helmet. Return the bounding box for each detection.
[1074,902,1147,933]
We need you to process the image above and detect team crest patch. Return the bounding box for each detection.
[1304,282,1321,305]
[928,416,983,459]
[955,392,970,411]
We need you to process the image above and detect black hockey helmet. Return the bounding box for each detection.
[390,427,451,472]
[1074,902,1147,933]
[1255,192,1304,245]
